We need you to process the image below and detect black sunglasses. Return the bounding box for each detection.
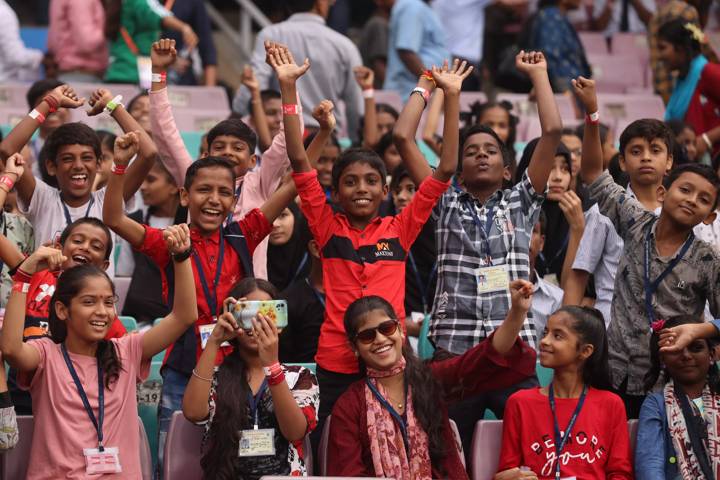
[354,320,399,344]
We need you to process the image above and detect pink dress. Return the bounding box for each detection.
[19,333,150,479]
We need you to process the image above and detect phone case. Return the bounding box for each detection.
[230,300,288,330]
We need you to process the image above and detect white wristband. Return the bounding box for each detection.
[702,133,713,149]
[586,111,600,123]
[362,89,375,99]
[105,95,124,114]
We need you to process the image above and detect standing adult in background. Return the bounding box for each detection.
[161,0,217,86]
[382,0,449,97]
[357,0,390,89]
[0,0,44,82]
[589,0,657,36]
[232,0,364,141]
[432,0,488,91]
[48,0,108,83]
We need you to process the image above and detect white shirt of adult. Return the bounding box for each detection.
[0,0,43,81]
[432,0,493,63]
[592,0,657,35]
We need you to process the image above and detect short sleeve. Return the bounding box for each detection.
[572,207,606,273]
[17,180,54,219]
[514,170,546,215]
[136,225,170,269]
[237,208,272,255]
[393,4,425,52]
[17,337,52,390]
[114,332,150,383]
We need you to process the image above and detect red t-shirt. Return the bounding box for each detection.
[498,387,632,480]
[686,62,720,156]
[24,269,126,340]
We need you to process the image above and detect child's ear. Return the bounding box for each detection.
[382,183,389,196]
[579,343,595,362]
[656,184,666,203]
[665,153,674,174]
[54,301,68,322]
[179,187,190,207]
[101,259,110,271]
[249,154,258,169]
[503,166,512,182]
[703,210,717,226]
[45,159,58,177]
[618,155,627,173]
[330,188,339,205]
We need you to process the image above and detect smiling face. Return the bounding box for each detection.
[61,223,111,271]
[658,39,687,71]
[332,162,388,226]
[479,106,511,143]
[128,95,151,134]
[392,176,416,214]
[661,172,718,228]
[314,144,340,190]
[661,336,713,388]
[353,309,403,370]
[208,135,257,179]
[55,275,116,343]
[539,311,593,369]
[269,207,295,246]
[620,137,673,186]
[181,166,236,234]
[140,163,178,209]
[547,155,572,201]
[461,132,509,191]
[46,144,99,203]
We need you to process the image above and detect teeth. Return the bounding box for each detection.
[373,345,392,354]
[354,199,370,205]
[90,321,107,327]
[202,209,221,215]
[71,175,87,180]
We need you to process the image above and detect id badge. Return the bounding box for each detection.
[238,428,275,457]
[199,324,214,350]
[137,56,152,89]
[83,447,122,474]
[476,265,510,294]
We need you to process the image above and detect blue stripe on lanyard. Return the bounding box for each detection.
[464,199,494,264]
[537,233,570,271]
[408,251,437,315]
[366,378,410,458]
[60,194,94,227]
[61,343,105,450]
[549,384,588,480]
[305,278,325,308]
[291,253,309,284]
[247,379,268,428]
[192,229,225,317]
[643,221,694,326]
[226,184,243,224]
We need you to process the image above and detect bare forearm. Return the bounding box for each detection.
[182,343,217,421]
[203,65,217,86]
[306,128,331,166]
[394,86,433,185]
[278,82,312,173]
[0,291,26,361]
[270,382,308,441]
[250,89,272,152]
[560,228,583,292]
[0,102,47,160]
[398,50,425,78]
[260,180,297,223]
[526,71,562,190]
[581,120,603,184]
[434,90,459,181]
[562,269,589,306]
[491,307,527,355]
[111,106,158,200]
[362,97,378,148]
[170,257,197,325]
[102,173,146,247]
[421,89,444,155]
[162,16,189,35]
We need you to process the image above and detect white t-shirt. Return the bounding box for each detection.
[18,181,135,279]
[593,0,657,35]
[115,211,173,276]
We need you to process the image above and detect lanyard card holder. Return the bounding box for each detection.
[238,428,276,457]
[84,447,122,474]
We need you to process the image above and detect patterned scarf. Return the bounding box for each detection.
[664,381,720,480]
[365,357,433,480]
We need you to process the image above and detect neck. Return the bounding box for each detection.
[64,334,98,357]
[62,192,92,208]
[655,214,693,251]
[629,181,661,211]
[153,197,179,219]
[188,222,217,238]
[467,182,500,204]
[376,370,405,390]
[240,350,264,370]
[551,367,586,398]
[349,216,373,231]
[679,379,707,399]
[309,262,324,292]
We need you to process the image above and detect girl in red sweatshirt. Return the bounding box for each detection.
[497,306,633,480]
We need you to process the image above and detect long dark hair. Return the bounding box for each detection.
[103,0,122,41]
[200,277,279,480]
[658,19,704,67]
[343,296,448,474]
[553,306,612,390]
[48,264,121,389]
[467,100,519,162]
[644,315,720,394]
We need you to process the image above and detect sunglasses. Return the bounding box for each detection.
[354,320,399,344]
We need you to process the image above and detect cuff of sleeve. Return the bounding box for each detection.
[712,319,720,335]
[520,171,546,200]
[0,391,12,408]
[291,170,319,188]
[419,175,452,195]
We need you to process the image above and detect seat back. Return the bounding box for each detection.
[449,419,465,468]
[120,316,138,332]
[163,411,205,480]
[628,418,639,455]
[138,417,153,480]
[318,415,332,476]
[1,415,33,480]
[471,420,503,480]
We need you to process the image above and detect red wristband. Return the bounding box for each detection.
[0,175,14,191]
[282,104,299,115]
[111,164,127,175]
[267,370,285,386]
[43,95,59,113]
[12,268,32,283]
[29,109,46,124]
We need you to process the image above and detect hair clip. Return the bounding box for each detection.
[683,23,707,44]
[651,319,666,333]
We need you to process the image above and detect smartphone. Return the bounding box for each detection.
[230,300,288,330]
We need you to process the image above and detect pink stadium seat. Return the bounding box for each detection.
[471,419,503,480]
[580,32,610,55]
[138,416,153,480]
[449,419,466,469]
[0,84,34,109]
[589,55,647,93]
[459,92,488,114]
[170,110,228,133]
[167,86,229,112]
[318,415,332,476]
[0,108,29,127]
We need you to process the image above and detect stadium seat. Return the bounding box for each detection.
[374,90,403,112]
[589,55,648,93]
[138,359,164,470]
[120,316,138,332]
[138,417,153,480]
[115,277,131,313]
[318,415,332,476]
[580,32,610,55]
[449,419,465,468]
[167,86,229,112]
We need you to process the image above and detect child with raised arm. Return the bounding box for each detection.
[0,221,197,479]
[392,50,562,454]
[149,38,301,278]
[102,123,298,471]
[576,76,720,419]
[270,42,470,425]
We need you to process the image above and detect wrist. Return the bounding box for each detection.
[171,245,193,262]
[508,305,528,319]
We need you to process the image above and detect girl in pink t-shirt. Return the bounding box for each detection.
[496,306,633,480]
[0,219,197,479]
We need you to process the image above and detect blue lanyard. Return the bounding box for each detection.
[191,229,225,317]
[538,234,570,272]
[408,251,437,315]
[291,253,309,284]
[225,184,243,224]
[366,378,410,458]
[305,278,325,308]
[61,343,105,450]
[60,194,94,227]
[549,384,588,480]
[463,199,495,264]
[247,379,268,429]
[643,221,694,326]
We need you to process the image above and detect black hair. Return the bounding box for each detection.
[183,156,236,191]
[206,119,258,154]
[374,131,395,159]
[713,152,720,176]
[561,127,581,139]
[104,0,122,40]
[608,152,629,188]
[619,119,674,158]
[126,92,149,113]
[44,123,102,166]
[389,164,412,192]
[201,277,279,479]
[287,0,316,13]
[376,103,400,121]
[47,264,121,389]
[247,89,281,114]
[468,100,519,161]
[303,130,341,151]
[658,19,704,63]
[459,123,511,172]
[26,79,64,109]
[515,138,572,183]
[665,162,720,209]
[666,119,694,137]
[331,148,387,191]
[343,296,448,475]
[551,306,612,390]
[96,130,116,153]
[575,122,610,145]
[536,209,547,236]
[60,217,114,261]
[644,315,720,394]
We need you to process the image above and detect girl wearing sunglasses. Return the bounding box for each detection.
[327,280,537,479]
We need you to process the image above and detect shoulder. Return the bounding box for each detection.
[507,386,543,406]
[332,380,366,416]
[588,388,626,410]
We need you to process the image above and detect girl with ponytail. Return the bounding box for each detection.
[0,224,197,479]
[327,280,537,479]
[496,306,632,479]
[182,278,319,479]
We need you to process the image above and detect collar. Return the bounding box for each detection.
[457,188,503,207]
[287,12,325,25]
[337,212,383,231]
[190,226,221,245]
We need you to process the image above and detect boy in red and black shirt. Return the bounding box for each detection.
[269,43,472,421]
[102,131,296,468]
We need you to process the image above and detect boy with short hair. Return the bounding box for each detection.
[240,64,283,152]
[102,130,297,468]
[576,76,720,418]
[149,38,299,278]
[271,43,471,419]
[528,211,563,335]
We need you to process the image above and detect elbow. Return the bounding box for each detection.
[392,128,413,148]
[543,123,563,139]
[0,144,13,161]
[182,403,209,424]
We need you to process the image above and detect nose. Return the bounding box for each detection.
[208,190,221,205]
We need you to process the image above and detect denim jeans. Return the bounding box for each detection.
[156,367,190,479]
